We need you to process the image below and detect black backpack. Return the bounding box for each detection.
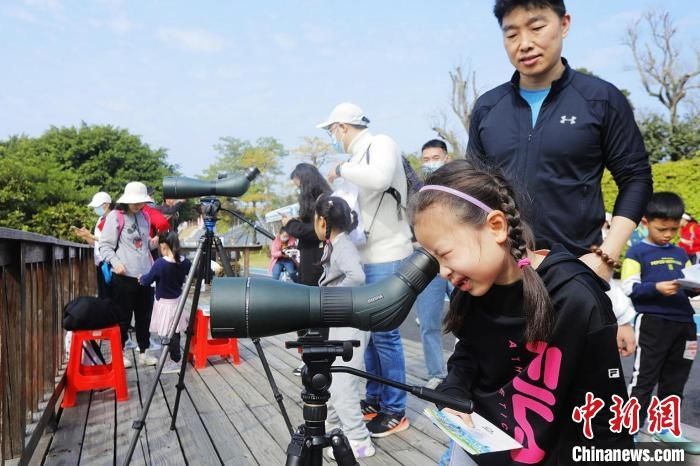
[63,296,121,331]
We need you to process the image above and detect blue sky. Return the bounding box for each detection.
[1,0,698,177]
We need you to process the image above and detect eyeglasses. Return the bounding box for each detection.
[326,124,339,138]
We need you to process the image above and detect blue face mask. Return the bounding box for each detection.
[94,206,105,216]
[422,161,445,175]
[331,134,344,154]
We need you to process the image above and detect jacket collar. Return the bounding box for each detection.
[347,129,372,159]
[509,57,574,95]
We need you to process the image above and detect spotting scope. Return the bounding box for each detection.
[210,248,438,338]
[163,167,260,199]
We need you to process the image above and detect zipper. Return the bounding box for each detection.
[528,132,532,142]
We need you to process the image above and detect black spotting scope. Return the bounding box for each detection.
[210,248,439,338]
[163,166,260,199]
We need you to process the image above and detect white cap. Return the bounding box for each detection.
[116,182,154,204]
[88,191,112,208]
[316,102,370,129]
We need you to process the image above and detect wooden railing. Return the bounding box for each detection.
[0,228,95,463]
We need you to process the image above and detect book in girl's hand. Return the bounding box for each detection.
[424,407,522,455]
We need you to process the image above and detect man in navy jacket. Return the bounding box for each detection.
[468,0,652,282]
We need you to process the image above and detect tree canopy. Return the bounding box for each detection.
[0,123,177,239]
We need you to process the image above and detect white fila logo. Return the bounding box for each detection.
[560,115,577,125]
[608,368,620,378]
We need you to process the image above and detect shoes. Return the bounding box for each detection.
[652,430,700,454]
[324,436,375,461]
[293,363,303,376]
[425,377,444,390]
[123,356,133,368]
[360,400,380,421]
[124,338,138,350]
[149,337,162,351]
[162,358,181,375]
[367,412,410,438]
[138,352,158,366]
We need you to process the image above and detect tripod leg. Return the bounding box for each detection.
[284,429,308,466]
[213,236,294,435]
[328,429,358,466]
[123,235,207,466]
[170,234,212,430]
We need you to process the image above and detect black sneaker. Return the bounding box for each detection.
[360,400,380,421]
[366,412,409,438]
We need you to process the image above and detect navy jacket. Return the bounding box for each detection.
[468,58,652,255]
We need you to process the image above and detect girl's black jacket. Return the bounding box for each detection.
[284,218,324,286]
[438,245,635,465]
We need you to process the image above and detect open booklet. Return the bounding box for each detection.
[424,407,522,455]
[678,264,700,290]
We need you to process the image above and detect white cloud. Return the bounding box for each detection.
[578,45,629,74]
[22,0,62,14]
[273,32,297,51]
[4,7,36,23]
[109,16,133,34]
[156,27,226,53]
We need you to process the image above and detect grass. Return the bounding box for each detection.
[248,249,271,269]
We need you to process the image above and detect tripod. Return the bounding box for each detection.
[283,331,474,466]
[123,197,292,465]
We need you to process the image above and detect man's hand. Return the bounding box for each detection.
[579,252,613,282]
[656,280,680,296]
[617,324,636,357]
[281,215,290,227]
[442,407,474,428]
[327,162,343,184]
[113,264,127,275]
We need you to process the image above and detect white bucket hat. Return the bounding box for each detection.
[316,102,370,129]
[88,191,112,208]
[117,182,154,204]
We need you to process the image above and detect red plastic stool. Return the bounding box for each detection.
[62,325,128,408]
[188,309,240,369]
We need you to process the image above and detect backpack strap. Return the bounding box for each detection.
[116,210,124,239]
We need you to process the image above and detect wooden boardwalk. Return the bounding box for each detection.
[36,333,450,465]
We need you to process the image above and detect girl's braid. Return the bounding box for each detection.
[492,174,527,261]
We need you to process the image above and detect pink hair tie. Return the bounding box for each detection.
[517,258,531,269]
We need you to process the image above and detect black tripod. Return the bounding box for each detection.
[284,331,474,466]
[123,197,292,465]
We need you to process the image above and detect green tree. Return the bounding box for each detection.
[293,136,333,169]
[637,113,700,162]
[0,123,177,238]
[0,136,83,232]
[204,136,289,216]
[41,122,176,199]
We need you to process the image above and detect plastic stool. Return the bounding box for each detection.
[188,309,240,369]
[62,325,128,408]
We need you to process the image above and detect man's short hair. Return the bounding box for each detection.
[644,192,685,221]
[493,0,567,25]
[421,139,448,153]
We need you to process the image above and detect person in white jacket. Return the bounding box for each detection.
[321,102,413,437]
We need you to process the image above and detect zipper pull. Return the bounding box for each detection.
[528,132,532,142]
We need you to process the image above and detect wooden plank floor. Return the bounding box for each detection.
[39,333,449,465]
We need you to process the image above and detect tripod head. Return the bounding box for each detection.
[286,331,360,403]
[199,197,221,233]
